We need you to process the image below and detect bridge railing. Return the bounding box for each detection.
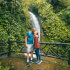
[0,41,70,65]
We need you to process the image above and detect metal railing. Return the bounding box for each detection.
[0,41,70,65]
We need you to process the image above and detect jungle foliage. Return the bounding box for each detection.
[0,0,70,60]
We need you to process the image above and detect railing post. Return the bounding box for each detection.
[8,39,11,56]
[68,50,70,65]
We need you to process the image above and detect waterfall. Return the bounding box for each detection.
[29,11,40,41]
[24,11,40,58]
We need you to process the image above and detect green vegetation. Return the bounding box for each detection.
[0,62,14,70]
[46,0,70,13]
[33,0,70,59]
[0,0,31,42]
[0,0,31,52]
[0,0,70,63]
[58,7,70,28]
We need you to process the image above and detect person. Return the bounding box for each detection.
[25,28,36,67]
[33,31,42,64]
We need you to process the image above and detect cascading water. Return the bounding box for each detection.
[29,11,40,41]
[24,11,40,58]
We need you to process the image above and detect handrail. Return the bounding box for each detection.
[0,41,70,45]
[0,40,69,45]
[40,42,70,45]
[0,41,70,65]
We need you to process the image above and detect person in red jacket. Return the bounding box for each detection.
[34,31,42,64]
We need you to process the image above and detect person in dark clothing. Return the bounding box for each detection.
[33,31,42,64]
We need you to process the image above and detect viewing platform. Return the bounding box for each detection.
[0,53,70,70]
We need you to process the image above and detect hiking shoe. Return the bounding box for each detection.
[36,60,39,64]
[27,62,30,67]
[38,60,42,64]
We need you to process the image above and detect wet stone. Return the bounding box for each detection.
[0,53,70,70]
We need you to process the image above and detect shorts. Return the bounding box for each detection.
[26,44,34,52]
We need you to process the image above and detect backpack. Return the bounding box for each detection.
[28,31,31,36]
[27,31,32,38]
